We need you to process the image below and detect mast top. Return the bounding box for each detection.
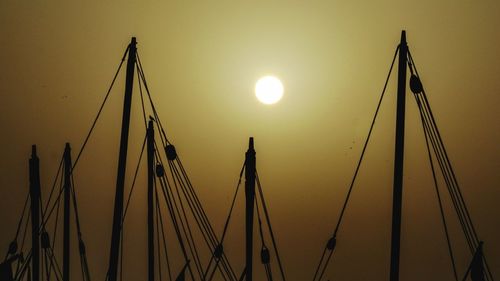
[129,37,137,50]
[400,30,406,44]
[31,145,37,157]
[248,137,254,150]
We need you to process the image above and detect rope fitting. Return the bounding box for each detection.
[155,164,165,177]
[326,236,336,251]
[79,240,86,254]
[410,75,423,94]
[41,231,51,249]
[8,241,17,254]
[214,244,223,260]
[261,247,271,264]
[165,145,177,160]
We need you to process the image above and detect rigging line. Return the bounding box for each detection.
[163,155,206,273]
[158,178,197,281]
[4,192,29,260]
[409,56,494,281]
[136,52,170,146]
[415,89,475,245]
[155,190,167,281]
[408,50,481,246]
[312,248,328,281]
[169,165,224,281]
[166,159,205,279]
[204,160,245,280]
[206,261,220,281]
[265,264,274,281]
[416,95,476,253]
[15,251,32,280]
[72,45,130,170]
[170,160,235,281]
[422,96,480,249]
[155,185,173,281]
[50,248,64,281]
[415,95,459,281]
[256,173,286,281]
[332,45,400,237]
[415,88,477,248]
[255,190,266,248]
[207,160,245,272]
[136,63,148,128]
[174,158,232,278]
[13,193,30,245]
[256,185,275,281]
[256,193,274,281]
[70,175,82,236]
[41,154,64,222]
[316,250,335,281]
[46,186,62,280]
[122,132,147,221]
[204,162,245,281]
[19,210,31,262]
[155,142,213,278]
[169,161,216,248]
[176,158,227,252]
[460,242,486,281]
[156,201,164,281]
[71,174,92,281]
[43,247,49,281]
[417,92,478,254]
[161,145,231,281]
[38,159,68,232]
[155,152,197,281]
[222,162,245,239]
[420,93,494,281]
[176,157,237,281]
[314,45,401,281]
[154,187,164,281]
[238,268,246,281]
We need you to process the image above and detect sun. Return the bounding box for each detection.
[255,76,284,105]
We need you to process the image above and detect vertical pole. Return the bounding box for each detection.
[390,30,408,281]
[245,137,256,281]
[63,143,72,281]
[147,120,155,281]
[29,145,41,281]
[107,37,137,281]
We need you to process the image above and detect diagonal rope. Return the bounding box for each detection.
[72,45,130,170]
[415,93,459,281]
[256,173,286,281]
[408,50,494,281]
[205,162,245,281]
[312,45,400,281]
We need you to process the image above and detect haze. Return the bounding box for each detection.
[0,1,499,281]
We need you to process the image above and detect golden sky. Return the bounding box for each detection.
[0,1,499,281]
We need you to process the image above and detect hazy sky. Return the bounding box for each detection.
[1,1,499,281]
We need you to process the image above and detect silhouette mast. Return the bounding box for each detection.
[245,137,256,281]
[147,120,155,281]
[389,30,408,281]
[29,145,41,281]
[63,143,72,281]
[107,37,137,281]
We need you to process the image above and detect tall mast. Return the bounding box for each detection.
[29,145,41,281]
[107,37,137,281]
[63,143,72,281]
[245,137,256,281]
[147,120,155,281]
[389,30,408,281]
